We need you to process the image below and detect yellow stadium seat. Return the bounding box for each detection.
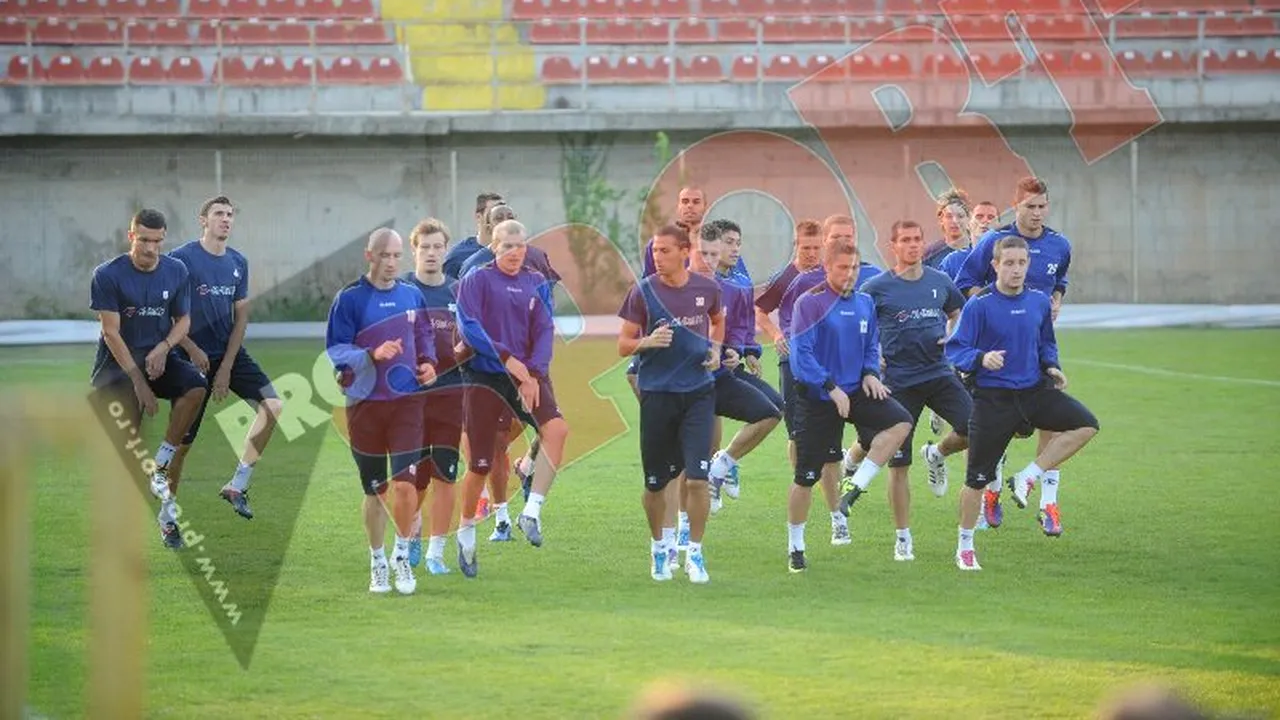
[420,82,545,111]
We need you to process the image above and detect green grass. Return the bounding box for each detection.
[7,329,1280,719]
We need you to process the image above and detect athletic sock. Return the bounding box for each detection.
[158,498,177,525]
[457,523,477,553]
[957,527,975,553]
[495,502,511,525]
[788,523,806,552]
[523,493,545,521]
[688,541,702,556]
[229,462,254,492]
[1040,470,1060,508]
[393,535,410,560]
[710,451,737,478]
[1016,461,1045,486]
[896,528,912,544]
[154,442,177,470]
[677,511,689,531]
[662,527,676,548]
[851,459,882,491]
[427,535,446,560]
[985,476,1002,493]
[651,539,664,556]
[370,546,386,565]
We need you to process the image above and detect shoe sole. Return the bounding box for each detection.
[1005,477,1029,509]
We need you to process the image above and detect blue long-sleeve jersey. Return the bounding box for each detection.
[325,277,436,403]
[442,235,483,281]
[954,224,1072,297]
[789,283,881,401]
[944,286,1060,390]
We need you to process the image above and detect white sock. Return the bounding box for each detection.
[830,511,847,529]
[662,527,676,548]
[457,522,476,553]
[688,541,702,556]
[851,459,882,491]
[1040,470,1060,508]
[228,461,254,491]
[523,493,545,521]
[957,527,974,552]
[495,502,511,525]
[986,476,1002,492]
[677,511,689,531]
[788,523,806,552]
[652,538,664,555]
[154,442,177,469]
[393,535,410,560]
[897,528,912,544]
[370,546,386,564]
[427,535,445,560]
[158,498,177,525]
[1017,461,1045,485]
[710,451,737,478]
[517,455,534,476]
[410,511,423,538]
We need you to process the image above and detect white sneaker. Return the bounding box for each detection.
[684,550,710,584]
[921,443,948,498]
[929,410,944,435]
[830,521,851,546]
[392,554,416,595]
[841,448,861,477]
[150,470,171,502]
[955,549,982,571]
[369,561,391,593]
[995,453,1007,484]
[1008,473,1034,509]
[894,538,914,562]
[710,481,724,515]
[651,548,673,581]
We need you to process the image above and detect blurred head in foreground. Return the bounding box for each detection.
[628,682,755,720]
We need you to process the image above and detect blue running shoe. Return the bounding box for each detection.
[408,534,423,568]
[517,514,543,547]
[219,487,254,520]
[489,520,512,542]
[160,521,183,550]
[457,544,478,578]
[425,557,450,575]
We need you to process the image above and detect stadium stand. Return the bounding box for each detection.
[0,0,1277,106]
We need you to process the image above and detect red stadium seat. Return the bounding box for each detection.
[729,53,757,81]
[947,14,1006,41]
[1147,48,1193,76]
[760,17,794,42]
[4,54,43,83]
[924,51,966,77]
[1130,0,1248,9]
[1023,15,1089,40]
[314,18,347,42]
[45,53,86,83]
[349,18,388,42]
[673,17,710,42]
[1067,49,1105,75]
[546,0,582,16]
[0,17,28,44]
[805,52,837,76]
[126,54,166,82]
[842,52,875,78]
[634,17,666,41]
[197,19,229,43]
[0,0,19,15]
[529,18,579,42]
[167,54,204,82]
[33,17,73,42]
[849,16,893,41]
[653,0,688,16]
[878,51,912,78]
[107,0,143,15]
[325,54,363,82]
[217,55,251,83]
[286,55,319,83]
[26,0,61,16]
[582,0,619,18]
[366,55,402,83]
[230,19,273,43]
[1114,13,1197,39]
[261,0,300,17]
[275,19,310,43]
[1202,48,1260,75]
[541,54,577,82]
[765,53,806,80]
[225,0,261,18]
[586,18,637,42]
[150,18,188,43]
[66,0,106,16]
[700,0,735,17]
[581,54,610,81]
[770,0,808,16]
[617,54,661,81]
[789,17,844,42]
[944,0,991,12]
[138,0,180,15]
[74,19,121,42]
[971,51,1022,79]
[85,54,124,82]
[337,0,373,17]
[1205,13,1278,38]
[1262,48,1280,70]
[1114,48,1147,75]
[677,53,721,80]
[882,0,920,13]
[249,54,288,83]
[716,18,756,42]
[189,0,221,16]
[512,0,544,19]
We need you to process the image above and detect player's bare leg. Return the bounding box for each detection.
[839,422,912,516]
[456,467,489,578]
[152,386,207,549]
[1009,427,1097,536]
[787,462,840,572]
[682,477,711,583]
[426,478,455,573]
[220,396,285,520]
[388,478,419,594]
[517,417,569,547]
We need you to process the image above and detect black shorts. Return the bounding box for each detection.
[736,366,784,409]
[714,372,783,424]
[965,381,1099,489]
[793,388,912,487]
[639,385,715,492]
[347,395,425,496]
[181,349,277,445]
[778,359,801,440]
[416,383,464,487]
[463,370,561,475]
[886,374,973,468]
[91,349,207,425]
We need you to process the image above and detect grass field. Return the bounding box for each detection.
[5,329,1280,719]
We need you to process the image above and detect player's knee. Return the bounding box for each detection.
[887,421,912,444]
[260,396,285,421]
[435,449,461,483]
[184,385,208,403]
[644,473,672,493]
[542,417,569,443]
[964,472,991,490]
[361,476,386,496]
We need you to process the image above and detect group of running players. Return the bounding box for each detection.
[89,174,1098,593]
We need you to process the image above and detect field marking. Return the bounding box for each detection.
[1074,359,1280,388]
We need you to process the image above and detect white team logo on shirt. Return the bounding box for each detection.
[407,310,416,323]
[233,268,240,278]
[447,303,456,312]
[695,296,705,307]
[860,319,868,334]
[162,290,169,299]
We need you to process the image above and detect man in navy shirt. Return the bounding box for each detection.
[403,217,467,575]
[454,220,570,574]
[955,177,1074,535]
[90,209,208,550]
[326,228,438,595]
[165,196,282,522]
[618,224,724,584]
[945,236,1099,571]
[442,191,503,281]
[787,236,912,573]
[923,188,973,270]
[695,225,781,517]
[842,220,971,562]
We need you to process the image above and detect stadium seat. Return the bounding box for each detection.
[970,51,1022,79]
[250,54,289,84]
[530,19,580,43]
[325,54,363,82]
[189,0,223,16]
[805,52,837,76]
[1115,12,1198,38]
[137,0,180,15]
[1067,49,1105,75]
[365,55,402,83]
[630,17,663,41]
[1205,14,1278,37]
[217,55,251,82]
[225,0,262,18]
[992,0,1064,12]
[66,0,106,16]
[944,0,991,12]
[261,0,300,17]
[0,18,28,44]
[286,54,319,83]
[45,53,86,83]
[673,17,711,42]
[842,52,874,77]
[700,0,734,17]
[150,18,189,43]
[349,18,389,42]
[717,18,757,42]
[196,20,228,43]
[314,18,345,42]
[788,17,844,42]
[729,53,757,81]
[1201,48,1258,75]
[878,51,912,78]
[540,54,577,83]
[586,18,638,42]
[948,14,1006,42]
[1263,48,1280,70]
[167,54,205,82]
[85,54,124,82]
[652,0,688,17]
[1023,15,1089,40]
[1114,48,1147,75]
[4,54,43,82]
[582,53,612,81]
[849,16,892,41]
[760,17,793,42]
[337,0,373,17]
[582,0,620,18]
[127,54,166,82]
[924,51,966,77]
[76,19,121,42]
[1129,0,1249,9]
[677,53,721,81]
[274,19,310,43]
[546,0,581,17]
[512,0,543,20]
[230,19,273,43]
[1147,48,1193,75]
[33,17,73,43]
[617,53,663,81]
[25,0,60,16]
[765,53,806,80]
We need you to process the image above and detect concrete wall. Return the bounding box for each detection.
[1,122,1277,320]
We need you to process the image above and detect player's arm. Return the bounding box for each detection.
[943,280,966,339]
[97,310,144,381]
[617,286,654,357]
[324,292,372,372]
[455,275,528,383]
[862,307,882,380]
[956,235,994,298]
[157,265,192,352]
[1039,299,1061,372]
[753,275,786,347]
[528,281,555,378]
[944,302,987,373]
[788,298,829,392]
[1051,245,1070,314]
